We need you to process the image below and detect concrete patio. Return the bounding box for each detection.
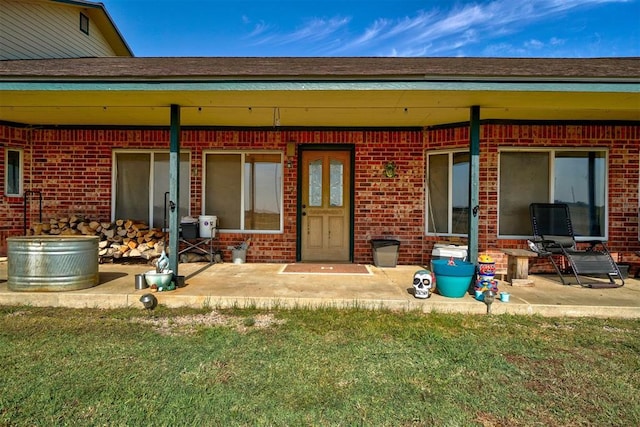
[0,259,638,318]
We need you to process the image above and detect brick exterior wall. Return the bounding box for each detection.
[1,125,29,254]
[1,123,639,269]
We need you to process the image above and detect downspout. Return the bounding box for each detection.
[468,106,480,263]
[168,105,181,276]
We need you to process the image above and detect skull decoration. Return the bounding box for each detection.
[413,269,435,299]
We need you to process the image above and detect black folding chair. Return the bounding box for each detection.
[529,203,624,288]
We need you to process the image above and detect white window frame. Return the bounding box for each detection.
[111,149,191,227]
[425,149,469,237]
[5,148,23,197]
[497,147,609,241]
[202,150,284,234]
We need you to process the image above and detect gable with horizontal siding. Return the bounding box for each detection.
[0,0,117,59]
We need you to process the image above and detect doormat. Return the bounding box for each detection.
[280,264,372,275]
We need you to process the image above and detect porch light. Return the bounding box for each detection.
[384,161,397,178]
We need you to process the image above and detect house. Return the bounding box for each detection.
[0,0,132,59]
[1,2,639,275]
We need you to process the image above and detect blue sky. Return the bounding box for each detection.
[102,0,640,57]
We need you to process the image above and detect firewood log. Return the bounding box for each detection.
[132,223,148,231]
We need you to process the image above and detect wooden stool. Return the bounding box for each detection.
[501,249,538,286]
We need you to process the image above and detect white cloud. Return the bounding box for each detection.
[348,18,390,47]
[482,42,528,57]
[283,17,350,44]
[246,21,272,39]
[247,16,350,51]
[525,39,545,49]
[244,0,633,56]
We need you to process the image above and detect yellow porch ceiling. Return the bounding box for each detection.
[1,89,638,127]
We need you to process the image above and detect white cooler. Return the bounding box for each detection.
[431,244,468,261]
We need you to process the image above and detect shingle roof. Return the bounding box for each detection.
[1,57,638,81]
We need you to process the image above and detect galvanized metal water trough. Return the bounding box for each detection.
[7,236,99,292]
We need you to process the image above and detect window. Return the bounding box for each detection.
[79,13,89,35]
[308,158,322,207]
[499,149,607,239]
[113,151,190,228]
[5,148,23,196]
[426,151,469,235]
[308,157,344,207]
[330,158,344,207]
[204,152,283,232]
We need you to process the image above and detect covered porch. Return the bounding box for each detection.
[1,260,638,318]
[1,57,639,275]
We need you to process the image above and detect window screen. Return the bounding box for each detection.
[499,152,549,236]
[499,150,606,238]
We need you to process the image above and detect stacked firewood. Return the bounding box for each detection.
[29,216,166,260]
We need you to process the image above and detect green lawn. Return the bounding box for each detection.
[1,305,638,426]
